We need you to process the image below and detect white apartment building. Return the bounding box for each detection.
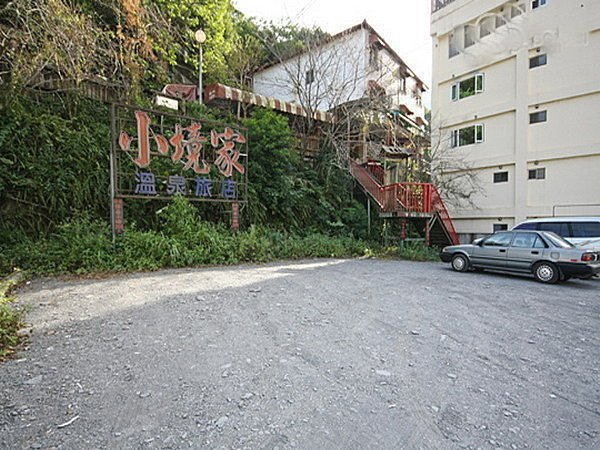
[253,20,427,128]
[431,0,600,241]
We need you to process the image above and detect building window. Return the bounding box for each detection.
[529,54,547,69]
[305,69,314,85]
[528,168,546,180]
[464,25,476,48]
[529,110,547,124]
[451,124,484,147]
[370,47,380,70]
[399,76,406,94]
[449,33,459,58]
[451,73,484,101]
[479,17,494,38]
[493,224,509,232]
[532,0,547,9]
[494,171,508,183]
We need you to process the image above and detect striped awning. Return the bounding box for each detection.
[204,83,335,124]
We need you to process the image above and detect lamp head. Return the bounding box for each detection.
[194,29,206,44]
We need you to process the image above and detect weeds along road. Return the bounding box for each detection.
[1,259,599,449]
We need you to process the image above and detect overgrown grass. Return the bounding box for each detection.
[0,197,377,277]
[0,271,26,359]
[395,241,441,262]
[0,197,440,278]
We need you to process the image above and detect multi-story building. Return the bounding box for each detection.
[252,20,429,186]
[252,20,428,130]
[430,0,600,241]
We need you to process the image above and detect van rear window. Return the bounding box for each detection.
[571,222,600,238]
[538,222,570,237]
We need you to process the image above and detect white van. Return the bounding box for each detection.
[513,217,600,251]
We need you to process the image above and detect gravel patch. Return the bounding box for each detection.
[1,259,599,448]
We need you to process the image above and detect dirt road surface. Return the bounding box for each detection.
[1,259,599,449]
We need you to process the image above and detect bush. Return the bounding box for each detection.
[0,273,25,359]
[0,197,377,277]
[395,241,440,262]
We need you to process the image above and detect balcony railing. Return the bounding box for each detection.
[431,0,457,13]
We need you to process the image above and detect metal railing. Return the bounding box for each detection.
[431,0,457,13]
[349,160,460,245]
[430,185,460,245]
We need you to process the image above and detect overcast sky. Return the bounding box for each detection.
[233,0,433,106]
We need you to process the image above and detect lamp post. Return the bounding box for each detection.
[194,29,206,104]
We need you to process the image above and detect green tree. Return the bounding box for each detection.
[150,0,237,83]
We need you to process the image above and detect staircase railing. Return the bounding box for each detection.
[430,185,460,245]
[350,160,460,245]
[349,160,386,209]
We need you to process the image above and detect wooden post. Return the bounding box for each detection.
[231,202,240,230]
[400,219,406,244]
[113,198,124,235]
[367,200,371,236]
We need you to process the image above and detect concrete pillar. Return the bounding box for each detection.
[514,48,529,225]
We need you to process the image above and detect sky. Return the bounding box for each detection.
[233,0,433,106]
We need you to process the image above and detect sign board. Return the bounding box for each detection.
[155,94,179,111]
[109,104,248,235]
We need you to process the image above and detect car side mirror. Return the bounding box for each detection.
[473,238,483,246]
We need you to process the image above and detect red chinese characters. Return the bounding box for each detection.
[169,123,210,174]
[211,127,246,177]
[118,111,246,177]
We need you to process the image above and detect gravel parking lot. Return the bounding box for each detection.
[1,259,599,449]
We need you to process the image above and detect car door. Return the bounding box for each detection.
[506,232,546,272]
[471,232,514,269]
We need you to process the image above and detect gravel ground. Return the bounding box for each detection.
[1,258,599,449]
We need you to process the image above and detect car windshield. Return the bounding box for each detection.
[543,231,574,248]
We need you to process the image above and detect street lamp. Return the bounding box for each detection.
[194,29,206,104]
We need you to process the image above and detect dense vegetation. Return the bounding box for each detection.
[0,1,437,353]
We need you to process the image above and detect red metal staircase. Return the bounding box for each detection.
[350,159,460,246]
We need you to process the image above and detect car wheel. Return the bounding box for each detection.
[451,254,469,272]
[533,262,560,284]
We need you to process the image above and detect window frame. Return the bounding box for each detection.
[529,110,547,124]
[475,123,484,143]
[475,73,485,93]
[451,73,485,101]
[450,129,459,148]
[528,168,546,180]
[305,69,315,85]
[451,124,485,147]
[493,171,508,183]
[529,54,547,69]
[451,83,459,101]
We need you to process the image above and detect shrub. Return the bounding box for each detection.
[1,196,377,276]
[395,241,440,262]
[0,273,25,358]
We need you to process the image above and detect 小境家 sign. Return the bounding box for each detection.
[109,104,248,234]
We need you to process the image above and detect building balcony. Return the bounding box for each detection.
[431,0,457,13]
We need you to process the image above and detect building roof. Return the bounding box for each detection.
[254,20,428,90]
